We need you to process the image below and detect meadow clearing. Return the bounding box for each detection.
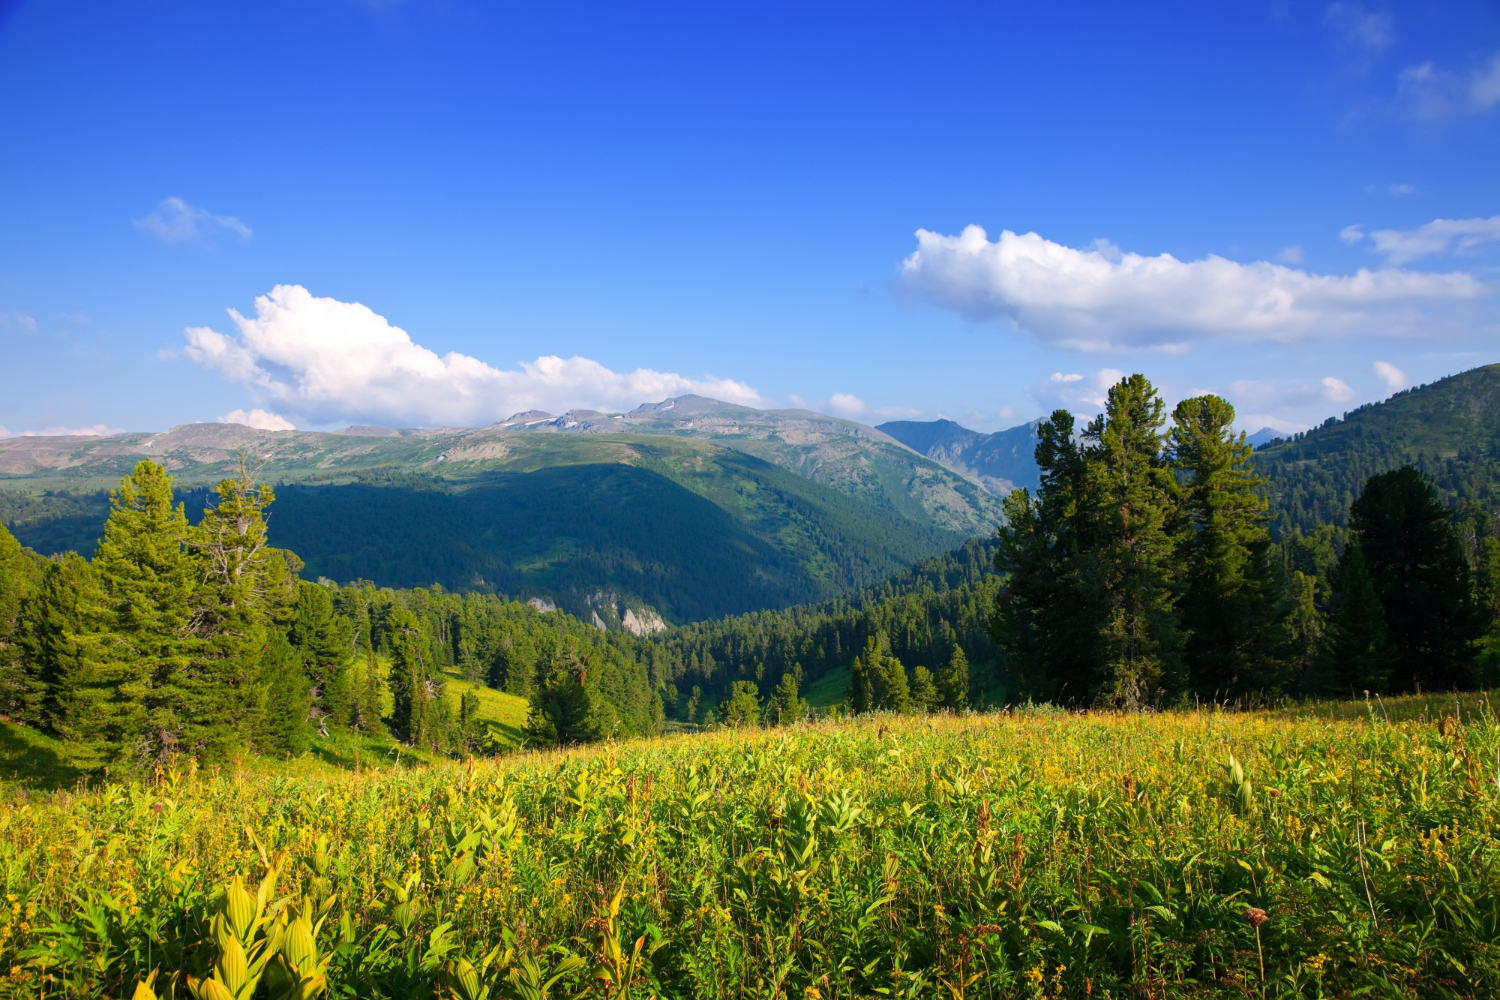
[0,695,1497,999]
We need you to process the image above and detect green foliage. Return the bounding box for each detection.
[1347,465,1487,691]
[1318,542,1397,696]
[996,377,1312,705]
[764,670,807,725]
[716,680,761,726]
[848,634,910,713]
[935,645,969,710]
[6,704,1500,999]
[0,521,43,720]
[252,631,311,757]
[1254,363,1500,534]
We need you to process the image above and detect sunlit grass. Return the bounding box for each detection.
[2,699,1498,998]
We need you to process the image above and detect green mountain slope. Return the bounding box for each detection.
[1254,364,1500,533]
[0,410,985,624]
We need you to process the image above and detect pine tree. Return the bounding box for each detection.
[387,608,435,747]
[909,665,939,713]
[253,630,311,756]
[63,460,199,767]
[0,523,43,722]
[767,671,806,724]
[288,582,355,729]
[354,647,385,735]
[525,662,609,746]
[1349,466,1486,690]
[992,409,1106,702]
[1085,375,1183,706]
[1279,571,1323,695]
[176,465,296,760]
[847,649,873,714]
[717,680,762,726]
[1319,543,1397,695]
[935,646,969,711]
[1169,394,1279,696]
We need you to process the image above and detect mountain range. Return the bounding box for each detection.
[0,396,1002,625]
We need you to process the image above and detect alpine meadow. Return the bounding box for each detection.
[5,2,1500,996]
[3,367,1500,998]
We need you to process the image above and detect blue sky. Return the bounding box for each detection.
[1,0,1498,437]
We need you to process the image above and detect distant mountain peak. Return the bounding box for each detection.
[877,418,1041,495]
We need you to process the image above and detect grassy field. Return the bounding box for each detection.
[1,696,1498,998]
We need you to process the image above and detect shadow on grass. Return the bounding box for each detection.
[0,722,86,790]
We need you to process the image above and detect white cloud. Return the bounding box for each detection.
[1276,245,1305,264]
[0,423,124,439]
[1344,214,1500,265]
[1372,360,1407,389]
[1396,48,1500,119]
[1325,2,1394,52]
[900,225,1486,351]
[1387,183,1416,196]
[220,408,296,431]
[1030,368,1126,415]
[134,197,252,245]
[1218,376,1360,434]
[183,285,760,427]
[826,393,867,417]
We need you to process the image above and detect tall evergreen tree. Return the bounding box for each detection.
[1319,543,1397,695]
[387,608,437,747]
[176,467,298,760]
[288,582,355,729]
[253,630,311,756]
[992,409,1105,703]
[1087,375,1183,705]
[0,523,43,722]
[65,461,199,767]
[909,664,939,712]
[935,645,969,710]
[1168,394,1279,695]
[1348,466,1486,690]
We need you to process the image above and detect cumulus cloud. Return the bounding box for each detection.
[0,423,124,439]
[901,226,1486,351]
[134,197,252,245]
[1396,49,1500,119]
[1373,360,1407,389]
[183,285,760,427]
[1343,214,1500,265]
[1218,376,1360,434]
[826,393,867,417]
[220,408,296,431]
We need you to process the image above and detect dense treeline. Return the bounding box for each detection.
[1255,365,1500,535]
[0,460,672,770]
[993,374,1500,706]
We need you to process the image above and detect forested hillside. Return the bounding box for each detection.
[0,403,997,623]
[1254,364,1500,533]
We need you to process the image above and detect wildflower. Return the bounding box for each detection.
[1242,907,1268,928]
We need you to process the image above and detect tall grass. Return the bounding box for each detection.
[2,697,1498,998]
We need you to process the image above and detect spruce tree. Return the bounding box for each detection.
[1085,375,1182,706]
[717,680,762,726]
[288,582,355,729]
[935,646,969,710]
[0,523,43,722]
[1168,394,1278,696]
[387,608,434,747]
[1319,543,1397,695]
[177,467,295,760]
[21,554,94,737]
[253,630,311,756]
[65,460,199,767]
[909,665,939,713]
[767,671,806,724]
[1348,466,1486,690]
[354,647,386,735]
[993,409,1105,702]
